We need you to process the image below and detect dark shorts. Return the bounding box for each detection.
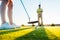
[38,13,42,17]
[2,0,8,2]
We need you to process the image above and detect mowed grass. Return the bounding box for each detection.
[0,26,60,40]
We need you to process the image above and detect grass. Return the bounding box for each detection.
[0,26,60,40]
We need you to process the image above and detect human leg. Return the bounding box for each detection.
[0,1,11,29]
[41,13,43,25]
[7,1,19,28]
[38,14,41,26]
[8,1,13,25]
[1,1,8,24]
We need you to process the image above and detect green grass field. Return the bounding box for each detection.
[0,26,60,40]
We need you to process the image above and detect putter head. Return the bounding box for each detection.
[28,21,38,24]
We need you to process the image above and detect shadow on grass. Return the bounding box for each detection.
[15,26,50,40]
[0,28,31,35]
[46,29,60,40]
[15,26,60,40]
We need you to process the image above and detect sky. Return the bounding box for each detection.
[0,0,60,25]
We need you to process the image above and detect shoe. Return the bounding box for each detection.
[9,24,19,28]
[0,22,10,29]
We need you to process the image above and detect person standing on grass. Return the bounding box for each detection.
[0,0,18,29]
[37,4,43,26]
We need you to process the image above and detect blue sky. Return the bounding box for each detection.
[0,0,60,25]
